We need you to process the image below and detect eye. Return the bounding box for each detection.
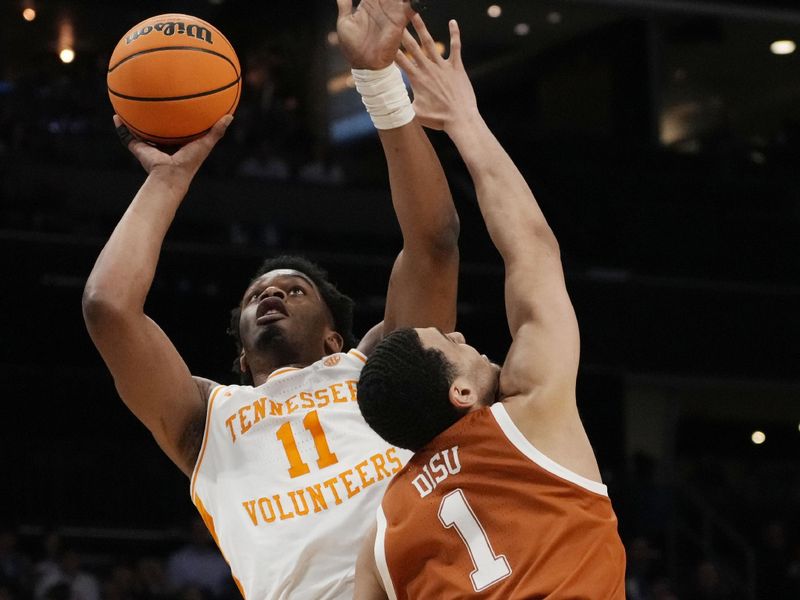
[247,291,260,303]
[289,286,306,296]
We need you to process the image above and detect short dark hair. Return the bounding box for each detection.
[228,255,357,383]
[358,328,463,451]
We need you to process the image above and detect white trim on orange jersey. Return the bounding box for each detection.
[490,403,609,496]
[374,505,398,600]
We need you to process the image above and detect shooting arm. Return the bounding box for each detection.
[82,118,229,475]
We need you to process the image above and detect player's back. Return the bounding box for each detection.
[192,350,410,599]
[376,402,626,599]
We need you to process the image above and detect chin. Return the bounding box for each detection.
[255,324,283,345]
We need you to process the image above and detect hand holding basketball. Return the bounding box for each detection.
[108,14,240,145]
[114,114,232,177]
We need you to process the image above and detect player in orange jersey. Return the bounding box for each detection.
[82,1,461,597]
[355,15,626,599]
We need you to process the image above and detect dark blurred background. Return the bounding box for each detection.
[1,0,799,599]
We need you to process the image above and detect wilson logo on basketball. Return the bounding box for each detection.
[323,356,342,368]
[126,21,213,45]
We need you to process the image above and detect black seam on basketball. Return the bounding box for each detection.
[108,45,239,76]
[108,76,240,102]
[124,118,213,142]
[226,79,241,114]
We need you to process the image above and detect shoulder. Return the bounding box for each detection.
[495,398,604,486]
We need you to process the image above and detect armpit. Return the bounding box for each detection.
[179,377,215,473]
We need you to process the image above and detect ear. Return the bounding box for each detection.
[239,351,248,374]
[324,330,344,355]
[448,377,479,411]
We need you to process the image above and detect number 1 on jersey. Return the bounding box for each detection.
[275,410,339,478]
[438,489,511,592]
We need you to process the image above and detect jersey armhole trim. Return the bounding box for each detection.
[348,348,367,363]
[374,505,398,600]
[190,384,225,500]
[490,403,608,496]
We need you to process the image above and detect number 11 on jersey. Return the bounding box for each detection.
[438,488,512,592]
[275,410,339,478]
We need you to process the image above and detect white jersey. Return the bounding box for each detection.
[190,349,410,599]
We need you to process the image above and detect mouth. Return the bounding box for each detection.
[256,297,289,324]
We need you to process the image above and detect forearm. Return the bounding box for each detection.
[446,112,557,260]
[379,122,459,250]
[84,169,190,312]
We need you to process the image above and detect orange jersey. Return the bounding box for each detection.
[376,403,626,599]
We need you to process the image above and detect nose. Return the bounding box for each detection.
[448,331,465,344]
[260,286,286,300]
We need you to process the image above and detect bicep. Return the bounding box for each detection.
[500,254,580,399]
[354,521,388,600]
[382,245,459,334]
[85,310,212,475]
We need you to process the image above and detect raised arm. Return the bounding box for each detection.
[397,20,579,412]
[82,116,231,477]
[336,0,459,346]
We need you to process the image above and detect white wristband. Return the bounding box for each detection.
[351,64,415,130]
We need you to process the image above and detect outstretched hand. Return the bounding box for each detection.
[336,0,415,69]
[113,114,233,179]
[395,15,478,131]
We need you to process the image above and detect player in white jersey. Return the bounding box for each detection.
[82,1,459,597]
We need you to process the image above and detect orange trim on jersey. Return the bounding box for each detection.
[266,366,301,381]
[190,385,225,499]
[193,494,246,599]
[348,349,367,363]
[194,495,222,547]
[232,575,246,599]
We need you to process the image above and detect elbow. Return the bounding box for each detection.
[82,284,127,332]
[501,222,560,264]
[426,212,461,258]
[535,223,560,254]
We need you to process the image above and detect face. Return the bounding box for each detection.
[415,327,501,410]
[238,269,341,369]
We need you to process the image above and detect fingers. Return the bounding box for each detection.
[395,48,417,79]
[113,115,137,150]
[209,114,234,143]
[178,114,233,159]
[335,0,353,19]
[448,20,462,66]
[400,28,427,66]
[410,13,441,63]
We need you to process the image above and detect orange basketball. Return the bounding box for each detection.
[107,14,241,145]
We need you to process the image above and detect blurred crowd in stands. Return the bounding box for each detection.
[0,41,346,185]
[0,520,239,600]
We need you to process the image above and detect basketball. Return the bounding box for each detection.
[107,14,241,145]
